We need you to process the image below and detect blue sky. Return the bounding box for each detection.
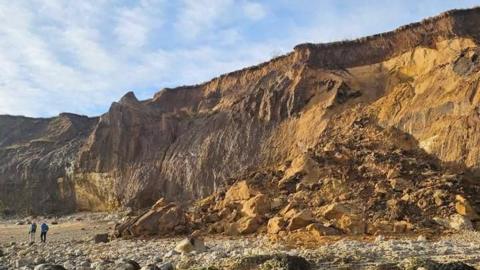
[0,0,479,117]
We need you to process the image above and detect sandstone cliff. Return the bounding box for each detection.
[2,7,480,216]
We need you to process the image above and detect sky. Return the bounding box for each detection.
[0,0,479,117]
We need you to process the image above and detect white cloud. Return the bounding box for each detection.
[114,9,150,48]
[175,0,234,39]
[243,2,266,21]
[0,0,478,117]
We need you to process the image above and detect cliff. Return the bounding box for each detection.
[2,7,480,215]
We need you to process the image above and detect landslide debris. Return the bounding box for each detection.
[117,110,480,238]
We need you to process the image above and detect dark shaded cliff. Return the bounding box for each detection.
[2,7,480,215]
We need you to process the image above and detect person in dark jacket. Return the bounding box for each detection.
[40,222,49,243]
[29,222,37,243]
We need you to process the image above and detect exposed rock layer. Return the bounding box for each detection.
[2,8,480,215]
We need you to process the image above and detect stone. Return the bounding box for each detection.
[158,263,174,270]
[319,203,365,234]
[224,216,262,235]
[140,264,160,270]
[393,221,412,233]
[374,181,390,194]
[235,216,262,235]
[93,233,109,243]
[267,217,286,234]
[432,189,446,206]
[417,235,427,241]
[449,214,474,231]
[33,257,46,264]
[271,197,286,210]
[306,223,341,238]
[388,178,412,191]
[230,254,311,270]
[287,209,314,231]
[337,215,366,234]
[241,194,271,217]
[224,181,256,204]
[15,258,33,268]
[163,250,179,258]
[34,264,67,270]
[117,200,187,237]
[114,259,141,270]
[455,195,479,220]
[401,257,476,270]
[174,237,206,254]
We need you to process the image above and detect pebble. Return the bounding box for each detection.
[2,216,480,269]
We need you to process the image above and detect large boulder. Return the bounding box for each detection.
[242,194,271,217]
[225,216,262,235]
[287,209,315,231]
[267,217,286,234]
[115,199,187,237]
[319,203,365,234]
[224,181,257,205]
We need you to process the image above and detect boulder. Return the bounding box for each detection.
[320,203,352,220]
[388,178,412,191]
[393,221,412,233]
[93,233,109,243]
[368,220,412,234]
[117,199,187,237]
[271,196,287,210]
[287,209,314,231]
[242,194,271,217]
[225,216,262,235]
[34,264,67,270]
[455,195,479,220]
[114,259,141,270]
[140,264,160,270]
[449,214,474,231]
[174,237,206,254]
[267,217,286,234]
[306,223,341,238]
[432,190,446,206]
[337,215,366,234]
[319,203,365,234]
[224,181,256,205]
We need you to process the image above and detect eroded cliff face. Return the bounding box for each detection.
[0,114,97,214]
[2,7,480,215]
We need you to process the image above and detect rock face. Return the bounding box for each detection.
[2,7,480,216]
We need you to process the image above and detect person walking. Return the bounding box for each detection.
[40,222,49,243]
[28,222,37,243]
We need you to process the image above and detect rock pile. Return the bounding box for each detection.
[182,114,480,238]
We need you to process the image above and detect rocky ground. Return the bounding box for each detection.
[1,213,480,270]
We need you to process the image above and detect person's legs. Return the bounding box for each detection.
[40,232,46,242]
